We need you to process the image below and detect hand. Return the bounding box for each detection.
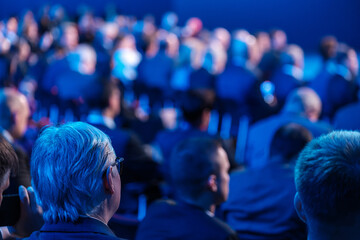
[11,186,44,238]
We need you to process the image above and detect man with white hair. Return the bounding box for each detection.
[27,122,125,239]
[245,87,332,168]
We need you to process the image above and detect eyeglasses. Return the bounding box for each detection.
[112,157,124,175]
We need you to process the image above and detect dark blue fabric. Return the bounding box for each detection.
[25,217,124,240]
[137,51,173,91]
[270,69,302,106]
[56,70,101,102]
[41,57,70,93]
[333,102,360,131]
[135,200,238,240]
[325,74,358,119]
[245,113,332,168]
[222,163,307,240]
[216,62,257,106]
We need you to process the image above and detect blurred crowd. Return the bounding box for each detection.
[0,4,360,239]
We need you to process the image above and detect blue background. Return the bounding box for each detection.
[1,0,359,51]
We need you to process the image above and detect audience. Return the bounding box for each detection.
[0,5,358,240]
[294,131,360,240]
[27,122,125,239]
[136,138,238,240]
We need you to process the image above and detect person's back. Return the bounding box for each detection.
[223,124,310,239]
[136,199,237,240]
[333,101,360,131]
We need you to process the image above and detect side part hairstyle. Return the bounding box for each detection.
[295,131,360,223]
[31,122,115,223]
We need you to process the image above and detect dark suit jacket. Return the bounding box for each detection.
[136,200,238,240]
[245,112,332,168]
[333,102,360,131]
[26,217,124,240]
[222,163,307,240]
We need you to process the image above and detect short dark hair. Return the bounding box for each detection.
[295,131,360,223]
[269,123,312,163]
[89,80,120,110]
[170,137,221,199]
[181,90,214,127]
[0,135,18,180]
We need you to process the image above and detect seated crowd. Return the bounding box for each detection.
[0,4,359,240]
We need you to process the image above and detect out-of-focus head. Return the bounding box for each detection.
[270,123,312,164]
[0,135,18,205]
[0,88,30,139]
[203,40,227,74]
[161,12,178,31]
[213,28,231,51]
[256,31,271,54]
[170,138,230,205]
[283,44,304,69]
[270,29,287,51]
[283,87,322,122]
[60,22,79,51]
[69,44,97,75]
[49,4,65,24]
[335,44,359,79]
[319,36,338,61]
[295,131,360,235]
[183,17,203,38]
[181,90,214,130]
[6,17,18,33]
[96,80,121,117]
[31,122,121,223]
[231,29,258,65]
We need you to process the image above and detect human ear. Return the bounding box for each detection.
[206,174,217,192]
[103,166,115,194]
[294,192,307,223]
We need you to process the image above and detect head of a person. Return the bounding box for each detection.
[95,80,121,117]
[282,87,322,122]
[0,135,18,205]
[31,122,121,223]
[269,123,312,165]
[60,22,79,51]
[270,29,287,51]
[335,44,359,79]
[319,36,338,61]
[170,138,230,205]
[68,44,97,75]
[181,90,214,130]
[281,44,304,69]
[295,131,360,238]
[0,88,30,140]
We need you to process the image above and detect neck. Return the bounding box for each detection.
[307,220,360,240]
[87,201,113,225]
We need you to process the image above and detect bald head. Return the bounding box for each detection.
[0,88,30,139]
[283,87,322,122]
